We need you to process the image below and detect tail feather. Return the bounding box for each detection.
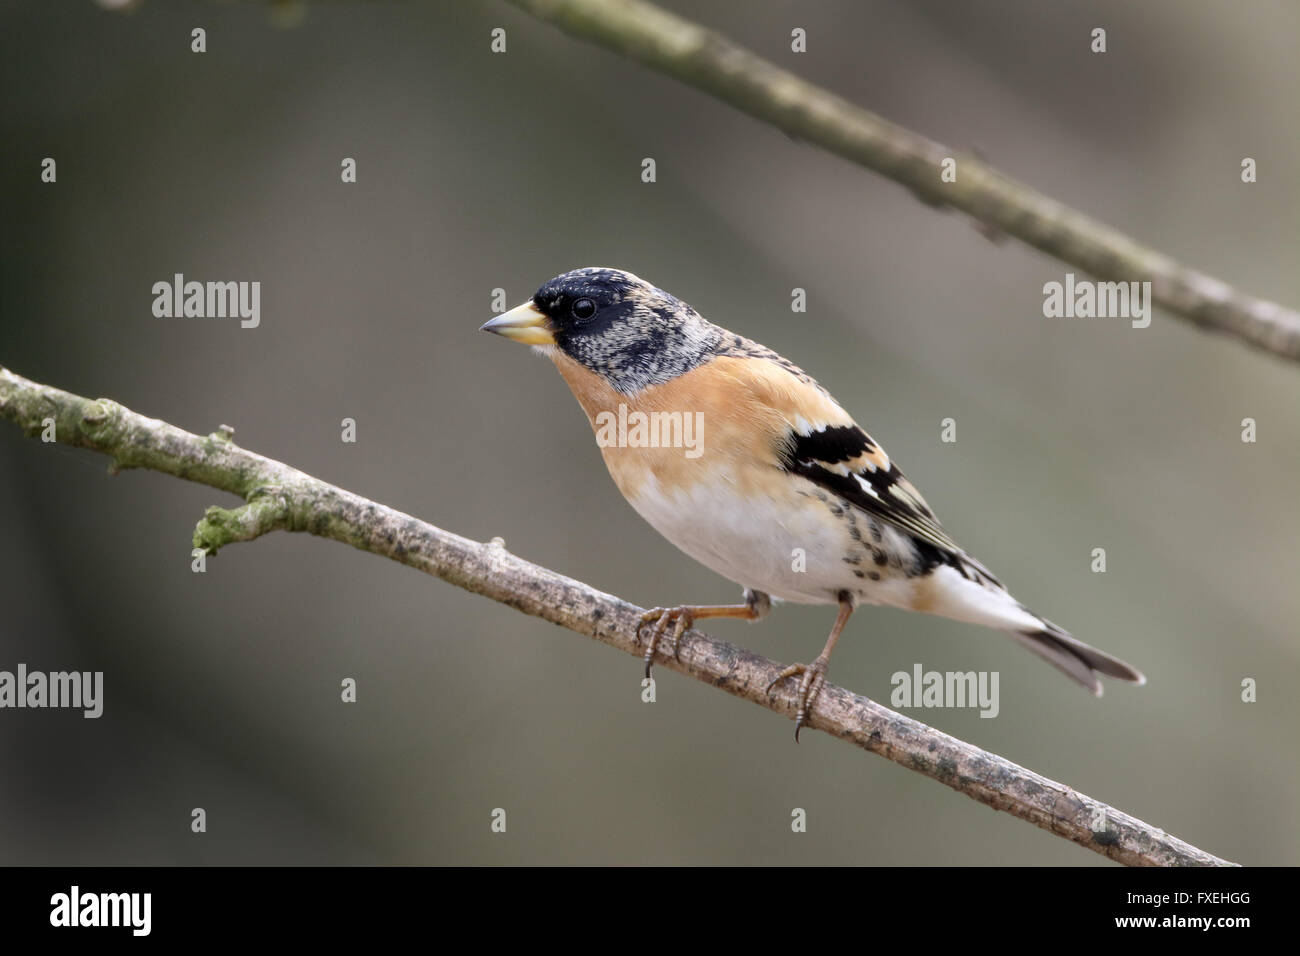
[1008,622,1146,697]
[918,563,1147,695]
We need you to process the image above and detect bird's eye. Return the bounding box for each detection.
[572,298,596,321]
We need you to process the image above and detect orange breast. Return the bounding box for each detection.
[551,353,797,500]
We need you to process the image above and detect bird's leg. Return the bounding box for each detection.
[766,591,856,741]
[640,589,770,677]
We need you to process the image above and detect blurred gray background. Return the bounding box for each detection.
[1,0,1296,865]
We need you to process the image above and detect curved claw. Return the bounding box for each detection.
[639,606,694,677]
[765,663,799,695]
[766,658,829,742]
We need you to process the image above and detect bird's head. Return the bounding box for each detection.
[480,267,722,394]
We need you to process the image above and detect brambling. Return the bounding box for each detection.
[482,268,1145,736]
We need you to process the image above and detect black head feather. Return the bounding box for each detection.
[531,268,723,394]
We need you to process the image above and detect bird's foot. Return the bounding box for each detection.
[766,655,831,741]
[638,606,695,678]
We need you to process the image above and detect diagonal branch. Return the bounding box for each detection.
[0,365,1234,866]
[505,0,1300,363]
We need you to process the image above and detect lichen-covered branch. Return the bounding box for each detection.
[0,365,1234,866]
[505,0,1300,363]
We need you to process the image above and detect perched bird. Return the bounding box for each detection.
[482,268,1145,736]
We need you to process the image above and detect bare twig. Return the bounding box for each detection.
[505,0,1300,363]
[0,365,1235,866]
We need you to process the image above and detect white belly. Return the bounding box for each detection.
[625,474,855,605]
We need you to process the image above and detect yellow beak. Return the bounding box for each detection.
[479,300,556,345]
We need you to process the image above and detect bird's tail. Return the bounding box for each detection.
[1006,620,1146,697]
[918,561,1147,695]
